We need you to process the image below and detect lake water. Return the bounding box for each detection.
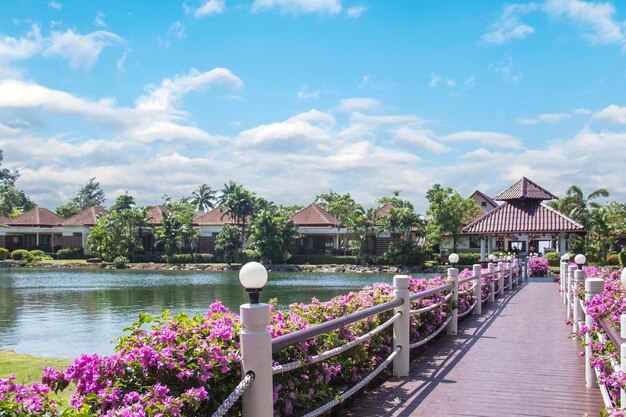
[0,268,432,359]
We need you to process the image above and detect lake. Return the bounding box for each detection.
[0,267,433,359]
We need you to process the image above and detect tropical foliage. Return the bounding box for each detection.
[250,204,299,264]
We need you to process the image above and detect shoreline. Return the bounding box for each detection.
[0,260,444,275]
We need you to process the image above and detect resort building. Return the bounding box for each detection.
[194,206,245,253]
[290,204,347,255]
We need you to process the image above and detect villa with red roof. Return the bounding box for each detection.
[441,177,585,259]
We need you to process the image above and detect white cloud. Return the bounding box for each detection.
[393,127,452,154]
[252,0,342,15]
[489,55,522,84]
[442,130,523,149]
[464,75,476,88]
[574,107,591,115]
[482,3,538,45]
[186,0,226,17]
[136,68,244,112]
[48,1,62,10]
[116,49,130,72]
[94,11,107,28]
[337,97,379,112]
[44,29,124,69]
[543,0,626,47]
[297,84,320,99]
[0,24,42,62]
[428,72,455,88]
[350,112,423,126]
[346,5,367,18]
[159,21,186,48]
[516,112,573,124]
[595,104,626,123]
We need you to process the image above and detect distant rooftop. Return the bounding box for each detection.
[495,177,558,201]
[291,204,340,228]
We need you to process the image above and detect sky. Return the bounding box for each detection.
[1,0,626,212]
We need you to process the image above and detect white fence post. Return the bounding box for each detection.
[508,261,513,291]
[240,303,273,417]
[446,267,459,335]
[561,260,567,305]
[498,262,504,297]
[473,264,482,315]
[621,314,626,408]
[567,265,576,321]
[393,275,410,377]
[572,269,585,334]
[585,278,604,388]
[488,262,495,302]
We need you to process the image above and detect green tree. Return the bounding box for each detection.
[0,150,36,218]
[87,207,148,261]
[154,197,200,262]
[0,150,19,186]
[343,206,373,262]
[154,211,181,262]
[55,201,81,218]
[250,204,299,264]
[219,181,256,250]
[191,184,216,213]
[73,177,106,210]
[313,190,361,225]
[425,184,479,252]
[110,192,136,212]
[215,225,241,264]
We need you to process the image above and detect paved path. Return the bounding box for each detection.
[346,279,604,417]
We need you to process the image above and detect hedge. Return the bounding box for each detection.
[56,248,84,260]
[11,249,31,261]
[287,254,359,265]
[168,253,216,264]
[544,252,561,267]
[0,247,8,260]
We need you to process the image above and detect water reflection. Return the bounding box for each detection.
[0,268,410,359]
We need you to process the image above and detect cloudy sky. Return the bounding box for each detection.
[1,0,625,211]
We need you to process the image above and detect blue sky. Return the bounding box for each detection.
[1,0,625,211]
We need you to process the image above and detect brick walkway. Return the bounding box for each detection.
[346,279,604,417]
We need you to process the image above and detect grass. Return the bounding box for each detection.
[37,259,88,265]
[0,351,74,405]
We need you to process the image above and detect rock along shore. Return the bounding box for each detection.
[0,260,443,275]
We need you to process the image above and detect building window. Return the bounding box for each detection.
[469,236,481,249]
[481,201,487,208]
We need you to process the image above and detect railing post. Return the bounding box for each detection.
[240,303,273,417]
[572,269,585,334]
[473,264,482,315]
[393,275,410,377]
[585,277,604,388]
[561,260,567,305]
[523,257,528,283]
[508,261,513,291]
[446,267,459,335]
[567,265,576,321]
[498,262,504,297]
[621,314,626,408]
[488,262,495,302]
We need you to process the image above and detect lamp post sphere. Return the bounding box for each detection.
[621,268,626,289]
[448,253,459,265]
[506,256,512,262]
[239,261,268,290]
[489,254,496,262]
[562,253,570,261]
[574,254,586,267]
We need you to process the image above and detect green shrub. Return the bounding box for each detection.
[455,253,481,265]
[56,248,84,260]
[29,249,46,258]
[40,255,53,261]
[287,255,358,265]
[168,253,216,264]
[606,254,620,266]
[238,249,260,264]
[11,249,31,261]
[132,253,164,263]
[0,247,8,260]
[544,252,562,267]
[620,251,626,268]
[113,256,128,269]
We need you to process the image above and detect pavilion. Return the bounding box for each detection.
[461,177,586,260]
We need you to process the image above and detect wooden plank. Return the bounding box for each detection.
[346,280,604,416]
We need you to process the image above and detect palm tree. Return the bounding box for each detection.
[191,184,216,213]
[219,181,256,250]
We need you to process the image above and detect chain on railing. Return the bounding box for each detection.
[211,372,255,417]
[458,299,478,318]
[410,292,452,316]
[409,316,453,349]
[273,311,402,375]
[300,346,402,417]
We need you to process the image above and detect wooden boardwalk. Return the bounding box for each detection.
[346,279,604,417]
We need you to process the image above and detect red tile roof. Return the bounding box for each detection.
[61,207,109,226]
[194,206,242,225]
[495,177,557,201]
[374,203,394,225]
[291,204,340,228]
[146,205,170,226]
[0,215,8,224]
[6,207,63,227]
[461,201,585,234]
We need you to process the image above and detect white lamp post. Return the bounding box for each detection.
[448,253,459,268]
[488,253,496,262]
[239,261,268,304]
[574,254,586,271]
[562,253,570,262]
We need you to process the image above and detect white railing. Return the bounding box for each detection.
[216,257,520,417]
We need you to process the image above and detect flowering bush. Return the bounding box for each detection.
[1,274,478,416]
[577,267,625,414]
[529,257,550,276]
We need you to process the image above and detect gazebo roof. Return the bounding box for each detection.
[291,204,340,228]
[495,177,557,201]
[462,201,585,235]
